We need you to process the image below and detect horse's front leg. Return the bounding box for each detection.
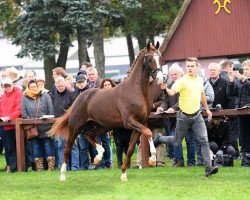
[127,119,157,167]
[148,136,157,166]
[60,132,79,181]
[121,131,140,181]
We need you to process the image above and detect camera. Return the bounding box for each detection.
[233,64,243,74]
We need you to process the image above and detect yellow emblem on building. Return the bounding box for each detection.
[214,0,231,14]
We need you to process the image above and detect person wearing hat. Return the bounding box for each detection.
[6,67,23,91]
[66,75,89,107]
[0,77,23,172]
[77,69,87,76]
[65,74,90,170]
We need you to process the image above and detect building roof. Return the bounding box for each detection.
[160,0,250,61]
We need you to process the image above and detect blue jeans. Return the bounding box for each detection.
[185,129,196,165]
[170,128,196,165]
[57,137,79,170]
[78,133,90,170]
[25,139,34,170]
[0,126,9,165]
[96,133,112,169]
[31,137,55,158]
[4,129,17,172]
[54,139,58,170]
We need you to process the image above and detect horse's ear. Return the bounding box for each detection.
[155,41,160,49]
[147,42,151,51]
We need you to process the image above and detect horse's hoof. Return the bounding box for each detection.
[120,173,128,182]
[94,157,101,165]
[148,158,156,166]
[60,175,66,182]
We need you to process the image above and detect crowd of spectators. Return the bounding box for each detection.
[0,58,250,173]
[151,59,250,170]
[0,62,117,172]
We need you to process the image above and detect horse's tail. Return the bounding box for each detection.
[49,107,71,140]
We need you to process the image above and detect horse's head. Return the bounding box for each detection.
[144,42,164,85]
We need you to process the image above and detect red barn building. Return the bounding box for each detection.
[159,0,250,75]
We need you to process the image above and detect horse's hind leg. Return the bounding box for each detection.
[120,131,140,181]
[84,127,107,165]
[60,130,79,181]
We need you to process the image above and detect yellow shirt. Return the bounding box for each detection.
[171,74,204,114]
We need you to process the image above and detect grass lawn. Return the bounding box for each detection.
[0,151,250,200]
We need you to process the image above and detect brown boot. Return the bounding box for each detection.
[47,156,55,171]
[35,158,44,171]
[6,166,10,173]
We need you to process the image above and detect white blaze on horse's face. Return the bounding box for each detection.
[154,53,161,68]
[152,49,164,85]
[147,51,163,85]
[156,70,164,85]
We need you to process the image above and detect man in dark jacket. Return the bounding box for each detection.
[208,62,231,109]
[228,60,250,166]
[51,76,74,169]
[207,117,236,158]
[208,62,240,158]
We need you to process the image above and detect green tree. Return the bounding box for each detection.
[105,0,182,65]
[100,0,141,66]
[60,0,93,67]
[9,0,141,82]
[125,0,183,49]
[11,0,74,87]
[1,0,180,85]
[88,0,141,77]
[0,0,22,36]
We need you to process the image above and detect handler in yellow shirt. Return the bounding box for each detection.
[156,57,218,177]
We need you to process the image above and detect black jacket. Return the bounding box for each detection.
[227,78,250,108]
[51,88,72,117]
[66,85,90,109]
[207,120,231,149]
[209,76,232,109]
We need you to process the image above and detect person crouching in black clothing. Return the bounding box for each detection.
[206,117,236,166]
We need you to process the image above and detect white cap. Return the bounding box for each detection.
[2,77,13,85]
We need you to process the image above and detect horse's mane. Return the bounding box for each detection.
[127,47,146,77]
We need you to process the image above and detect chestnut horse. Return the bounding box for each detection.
[49,42,163,181]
